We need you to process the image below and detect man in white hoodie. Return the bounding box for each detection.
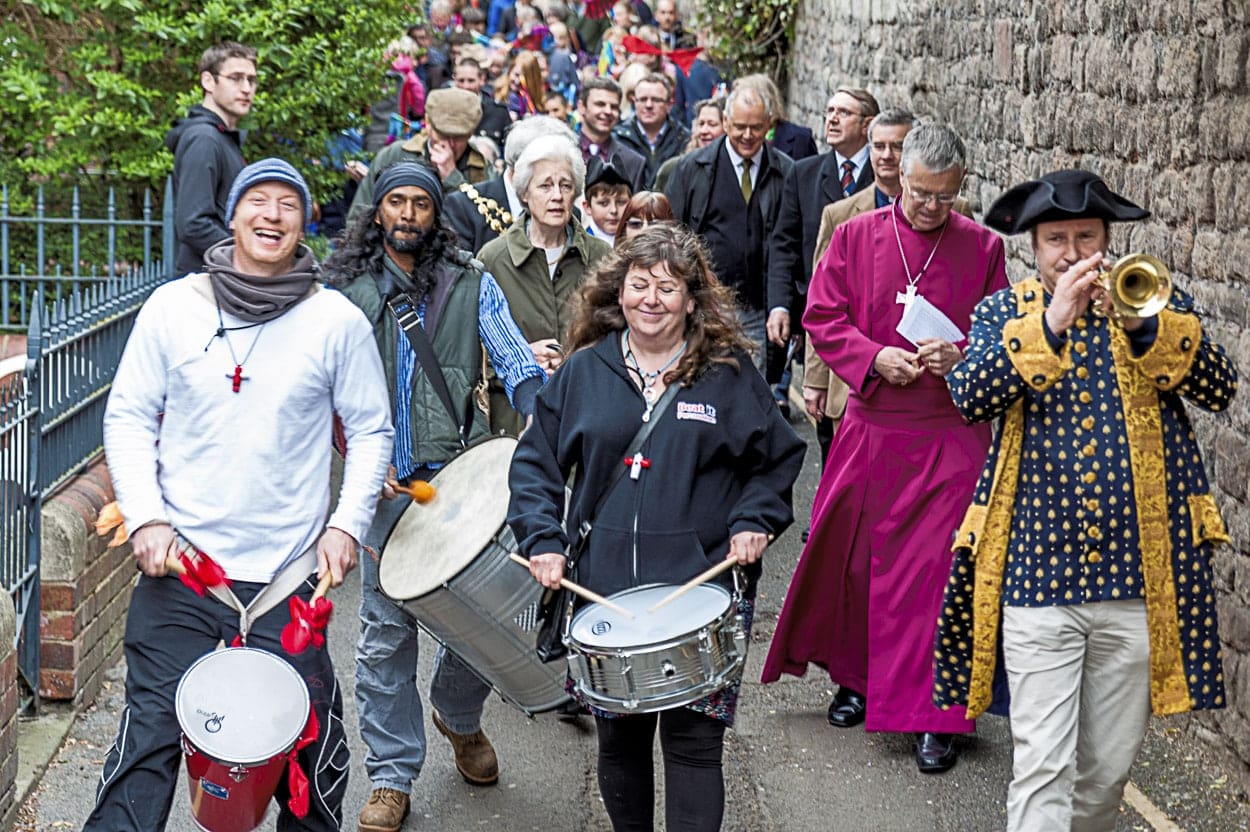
[86,159,393,832]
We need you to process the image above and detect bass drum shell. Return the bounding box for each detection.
[379,436,570,714]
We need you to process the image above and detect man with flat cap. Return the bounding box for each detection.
[349,87,496,224]
[324,161,545,832]
[932,169,1238,831]
[89,159,393,831]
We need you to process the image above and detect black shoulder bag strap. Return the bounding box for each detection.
[535,381,681,663]
[386,293,475,449]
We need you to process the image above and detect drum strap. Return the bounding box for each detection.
[569,382,682,564]
[201,546,319,643]
[387,293,474,448]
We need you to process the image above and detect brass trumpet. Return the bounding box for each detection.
[1093,253,1172,323]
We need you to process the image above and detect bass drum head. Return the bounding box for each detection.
[570,584,731,649]
[176,648,310,765]
[379,436,518,600]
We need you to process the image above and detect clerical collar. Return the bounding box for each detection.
[875,187,897,209]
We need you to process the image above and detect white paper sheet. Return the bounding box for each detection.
[896,294,965,347]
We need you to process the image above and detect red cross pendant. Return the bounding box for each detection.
[227,365,248,393]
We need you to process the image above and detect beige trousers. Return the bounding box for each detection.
[1001,600,1152,832]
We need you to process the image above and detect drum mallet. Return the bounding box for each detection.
[508,553,635,619]
[281,573,335,655]
[395,480,437,503]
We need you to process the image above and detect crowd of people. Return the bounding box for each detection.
[90,3,1240,831]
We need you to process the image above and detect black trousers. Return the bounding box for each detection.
[595,709,727,832]
[84,573,349,831]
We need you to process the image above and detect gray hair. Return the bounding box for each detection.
[504,115,577,169]
[729,74,779,120]
[900,123,966,176]
[513,133,587,199]
[723,86,770,123]
[868,108,920,142]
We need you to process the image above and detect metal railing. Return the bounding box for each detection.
[0,179,173,707]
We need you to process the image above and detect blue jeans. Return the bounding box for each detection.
[355,486,492,793]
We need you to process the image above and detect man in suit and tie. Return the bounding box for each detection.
[664,85,794,369]
[765,87,880,352]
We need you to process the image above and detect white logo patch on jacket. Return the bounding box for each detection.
[676,402,717,424]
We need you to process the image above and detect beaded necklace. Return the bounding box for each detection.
[622,328,687,422]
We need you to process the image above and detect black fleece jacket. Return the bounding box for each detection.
[508,334,805,599]
[164,105,245,274]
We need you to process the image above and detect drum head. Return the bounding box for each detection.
[176,648,310,765]
[570,584,731,649]
[379,437,518,600]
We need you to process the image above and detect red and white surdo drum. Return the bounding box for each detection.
[175,648,310,832]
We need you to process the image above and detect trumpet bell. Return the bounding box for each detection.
[1104,253,1171,320]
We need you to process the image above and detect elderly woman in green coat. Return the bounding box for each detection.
[477,133,611,434]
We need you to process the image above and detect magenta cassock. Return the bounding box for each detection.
[761,203,1008,733]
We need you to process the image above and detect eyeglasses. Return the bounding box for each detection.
[904,179,960,206]
[826,106,862,120]
[216,73,258,88]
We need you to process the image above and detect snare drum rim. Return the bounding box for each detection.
[175,647,311,766]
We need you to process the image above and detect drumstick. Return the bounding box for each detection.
[507,553,635,619]
[311,571,333,601]
[395,480,437,503]
[646,556,738,613]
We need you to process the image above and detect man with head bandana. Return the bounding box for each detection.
[323,161,545,832]
[932,169,1238,831]
[89,158,394,831]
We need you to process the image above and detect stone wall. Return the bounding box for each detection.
[787,0,1250,785]
[0,590,17,828]
[39,460,133,705]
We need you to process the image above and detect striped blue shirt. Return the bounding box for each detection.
[394,272,544,478]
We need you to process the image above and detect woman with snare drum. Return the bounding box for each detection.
[507,223,804,832]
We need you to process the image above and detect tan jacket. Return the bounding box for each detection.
[804,190,972,420]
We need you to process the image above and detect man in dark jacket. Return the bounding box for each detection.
[452,56,511,154]
[164,41,256,275]
[612,73,690,189]
[765,86,879,349]
[577,77,648,193]
[663,85,793,369]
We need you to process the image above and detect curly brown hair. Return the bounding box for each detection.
[564,222,754,386]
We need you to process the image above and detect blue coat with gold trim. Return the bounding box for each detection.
[932,277,1237,718]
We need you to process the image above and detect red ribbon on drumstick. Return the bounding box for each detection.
[95,502,232,596]
[281,573,335,655]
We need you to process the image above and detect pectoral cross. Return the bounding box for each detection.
[625,453,651,480]
[227,365,248,393]
[896,284,918,307]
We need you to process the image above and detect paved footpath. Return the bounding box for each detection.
[14,422,1250,831]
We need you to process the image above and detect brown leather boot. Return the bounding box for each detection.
[358,787,410,832]
[432,711,500,786]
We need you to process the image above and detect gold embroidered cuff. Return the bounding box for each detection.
[1002,312,1072,391]
[1129,309,1202,391]
[1188,493,1231,547]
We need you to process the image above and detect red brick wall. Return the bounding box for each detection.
[39,461,133,706]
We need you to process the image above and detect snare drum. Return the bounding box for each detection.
[379,436,570,714]
[567,583,747,714]
[175,648,310,832]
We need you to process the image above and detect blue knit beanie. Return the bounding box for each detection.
[373,162,444,217]
[224,158,312,225]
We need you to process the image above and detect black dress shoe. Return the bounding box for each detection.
[826,688,866,728]
[915,732,958,773]
[801,525,811,543]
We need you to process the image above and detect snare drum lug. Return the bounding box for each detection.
[181,735,195,756]
[228,765,249,783]
[661,659,677,678]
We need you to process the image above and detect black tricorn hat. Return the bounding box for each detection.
[585,159,632,192]
[984,169,1149,234]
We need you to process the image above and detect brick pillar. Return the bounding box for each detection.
[39,461,133,706]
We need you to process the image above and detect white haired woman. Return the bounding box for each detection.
[478,133,612,434]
